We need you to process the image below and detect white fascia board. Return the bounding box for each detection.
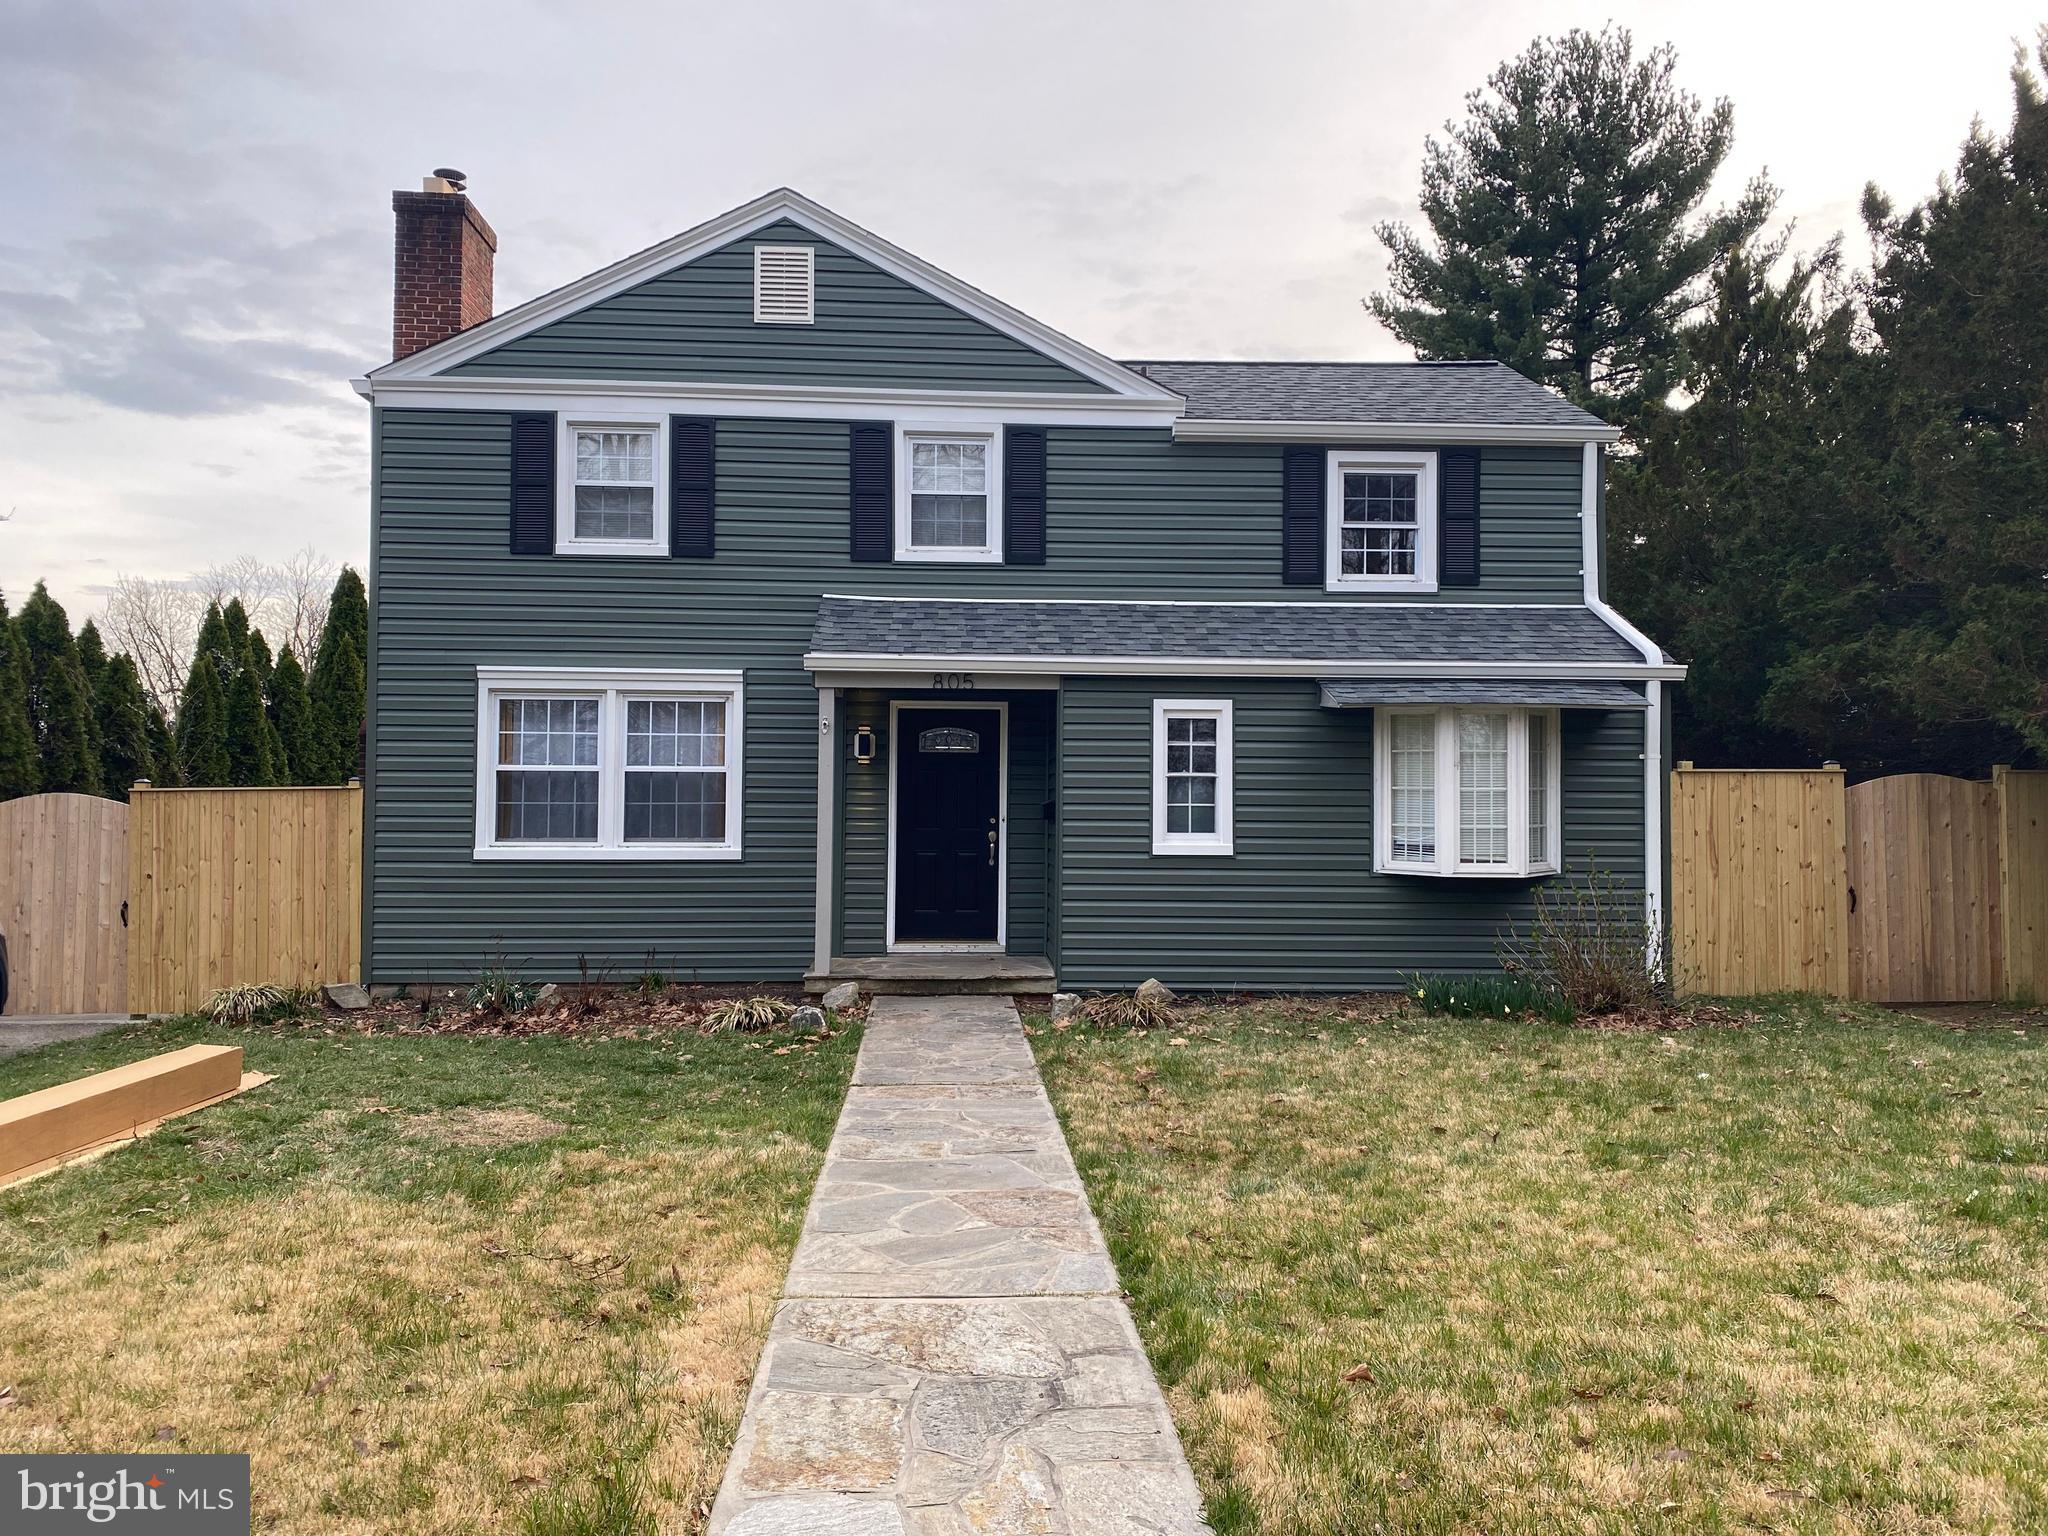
[356,374,1181,428]
[364,188,1182,404]
[1173,418,1622,446]
[802,652,1687,681]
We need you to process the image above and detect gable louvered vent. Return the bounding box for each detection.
[753,244,815,324]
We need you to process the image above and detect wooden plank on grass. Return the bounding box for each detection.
[0,1044,243,1184]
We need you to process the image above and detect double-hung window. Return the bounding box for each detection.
[895,425,1002,562]
[1375,706,1558,876]
[1151,699,1234,855]
[475,667,742,859]
[1327,449,1438,592]
[558,420,668,556]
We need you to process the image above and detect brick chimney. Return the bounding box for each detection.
[390,169,497,359]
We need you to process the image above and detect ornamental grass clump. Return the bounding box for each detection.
[204,983,287,1025]
[1080,989,1180,1031]
[703,995,791,1033]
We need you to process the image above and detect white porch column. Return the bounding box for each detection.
[812,686,838,977]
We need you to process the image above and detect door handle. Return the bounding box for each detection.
[987,822,998,868]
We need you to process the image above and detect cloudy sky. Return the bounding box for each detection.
[2,0,2040,622]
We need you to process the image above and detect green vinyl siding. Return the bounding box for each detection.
[1054,677,1646,992]
[450,219,1106,393]
[835,692,1052,958]
[369,409,1618,983]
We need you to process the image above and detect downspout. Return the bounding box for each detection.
[1580,441,1668,960]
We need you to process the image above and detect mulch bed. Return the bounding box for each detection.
[297,983,869,1040]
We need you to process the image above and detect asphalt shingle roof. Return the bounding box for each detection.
[1122,359,1607,430]
[810,597,1647,668]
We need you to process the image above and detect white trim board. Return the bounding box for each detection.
[364,188,1181,403]
[353,374,1183,427]
[805,653,1686,681]
[884,700,1009,954]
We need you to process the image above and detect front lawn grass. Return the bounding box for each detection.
[0,1014,856,1535]
[1033,997,2048,1534]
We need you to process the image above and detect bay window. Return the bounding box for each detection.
[475,667,742,859]
[1375,706,1558,876]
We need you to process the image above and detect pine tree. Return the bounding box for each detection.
[309,568,368,783]
[0,596,40,800]
[93,653,154,798]
[15,581,101,795]
[1369,26,1775,427]
[224,634,277,787]
[175,650,229,787]
[266,645,316,785]
[76,620,108,691]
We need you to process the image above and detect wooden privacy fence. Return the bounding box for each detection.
[0,794,130,1016]
[127,784,364,1015]
[1671,764,2048,1003]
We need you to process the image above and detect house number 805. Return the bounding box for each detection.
[931,672,975,692]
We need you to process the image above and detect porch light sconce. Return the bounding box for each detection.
[852,723,877,765]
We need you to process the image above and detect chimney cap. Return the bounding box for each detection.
[424,167,468,193]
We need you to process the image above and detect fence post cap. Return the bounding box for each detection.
[347,777,362,787]
[132,779,151,789]
[1822,760,1843,771]
[1675,760,1694,771]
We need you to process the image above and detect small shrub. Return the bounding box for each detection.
[1409,972,1574,1024]
[633,950,668,995]
[1080,990,1179,1030]
[205,983,287,1024]
[703,995,791,1033]
[1497,860,1668,1014]
[468,968,537,1016]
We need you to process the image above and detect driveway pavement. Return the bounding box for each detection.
[0,1015,135,1060]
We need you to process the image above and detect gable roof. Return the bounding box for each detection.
[1127,360,1612,434]
[367,188,1179,401]
[806,596,1672,678]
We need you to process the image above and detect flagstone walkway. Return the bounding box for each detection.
[704,994,1210,1536]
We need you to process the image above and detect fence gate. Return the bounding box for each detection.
[1848,774,2004,1003]
[0,793,130,1016]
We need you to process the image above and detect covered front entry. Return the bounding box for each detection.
[891,704,1003,946]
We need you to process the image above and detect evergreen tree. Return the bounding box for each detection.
[175,649,229,787]
[221,598,252,667]
[144,699,179,788]
[309,630,364,783]
[246,627,273,688]
[93,653,154,798]
[192,601,232,679]
[15,581,101,795]
[1369,26,1774,426]
[224,634,277,787]
[266,645,316,785]
[76,620,108,691]
[0,596,40,800]
[309,568,368,783]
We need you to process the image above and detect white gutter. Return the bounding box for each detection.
[803,652,1685,681]
[1173,418,1622,446]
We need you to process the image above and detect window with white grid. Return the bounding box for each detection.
[895,426,1002,561]
[1375,706,1558,876]
[558,421,667,555]
[475,669,742,859]
[1151,700,1234,854]
[1326,449,1438,591]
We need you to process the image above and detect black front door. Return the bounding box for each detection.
[894,708,1001,943]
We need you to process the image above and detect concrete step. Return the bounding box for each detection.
[803,955,1056,997]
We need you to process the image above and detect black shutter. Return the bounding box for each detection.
[1281,445,1325,586]
[1438,446,1482,586]
[509,412,556,555]
[670,416,716,558]
[1003,426,1047,566]
[848,421,893,563]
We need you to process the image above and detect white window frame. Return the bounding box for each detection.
[894,422,1003,564]
[1373,705,1558,877]
[557,418,669,557]
[1151,699,1234,856]
[1327,448,1439,593]
[474,666,743,860]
